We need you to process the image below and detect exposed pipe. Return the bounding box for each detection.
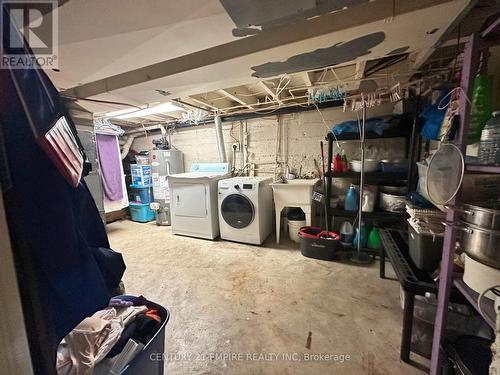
[214,116,227,163]
[120,135,136,159]
[126,124,165,135]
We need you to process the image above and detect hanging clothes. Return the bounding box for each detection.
[0,20,126,375]
[96,134,124,202]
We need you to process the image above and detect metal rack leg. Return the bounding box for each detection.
[401,291,415,363]
[380,245,386,279]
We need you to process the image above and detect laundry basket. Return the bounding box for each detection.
[118,296,170,375]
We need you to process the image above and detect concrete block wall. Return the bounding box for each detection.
[131,103,406,183]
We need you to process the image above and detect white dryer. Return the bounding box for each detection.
[169,163,229,240]
[218,177,273,245]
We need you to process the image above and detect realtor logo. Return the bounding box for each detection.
[1,0,58,69]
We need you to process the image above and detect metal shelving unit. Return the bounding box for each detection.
[429,27,500,375]
[328,207,405,219]
[453,277,495,330]
[326,171,407,180]
[324,114,419,224]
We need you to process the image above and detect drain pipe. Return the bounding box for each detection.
[214,116,227,163]
[120,135,136,160]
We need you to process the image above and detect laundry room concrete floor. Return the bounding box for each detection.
[107,220,426,375]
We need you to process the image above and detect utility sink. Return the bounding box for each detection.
[271,179,318,205]
[271,179,319,243]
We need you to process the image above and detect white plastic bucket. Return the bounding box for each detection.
[288,219,306,243]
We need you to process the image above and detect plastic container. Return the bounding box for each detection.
[409,294,489,359]
[344,185,359,212]
[353,222,367,248]
[288,219,306,243]
[129,202,155,223]
[408,224,443,272]
[116,295,170,375]
[380,160,409,173]
[478,111,500,165]
[339,221,354,245]
[298,226,340,261]
[135,152,150,165]
[329,197,339,208]
[367,226,381,250]
[131,164,152,187]
[416,161,430,201]
[130,185,153,204]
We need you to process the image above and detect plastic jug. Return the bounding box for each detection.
[341,152,349,172]
[353,222,367,248]
[361,185,376,212]
[333,153,342,173]
[340,221,354,245]
[469,74,493,144]
[367,226,381,249]
[344,184,359,211]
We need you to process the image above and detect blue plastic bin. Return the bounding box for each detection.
[117,296,170,375]
[130,184,153,204]
[129,202,155,223]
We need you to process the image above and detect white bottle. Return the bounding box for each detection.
[340,221,354,245]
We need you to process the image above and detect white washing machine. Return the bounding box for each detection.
[169,163,229,240]
[218,177,273,245]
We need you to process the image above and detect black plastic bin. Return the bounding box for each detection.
[117,296,170,375]
[408,225,444,272]
[299,226,341,261]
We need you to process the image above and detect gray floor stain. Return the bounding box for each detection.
[220,0,368,37]
[251,32,386,78]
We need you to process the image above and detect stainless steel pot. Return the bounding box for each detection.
[457,220,500,269]
[459,201,500,230]
[379,191,406,212]
[379,183,408,195]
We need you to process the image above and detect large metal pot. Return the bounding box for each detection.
[379,191,406,212]
[458,220,500,269]
[379,182,408,195]
[459,201,500,230]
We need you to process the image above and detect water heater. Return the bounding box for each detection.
[149,143,184,225]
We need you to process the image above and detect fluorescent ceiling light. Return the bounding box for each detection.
[106,102,184,119]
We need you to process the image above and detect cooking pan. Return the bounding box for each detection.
[454,220,500,270]
[453,201,500,230]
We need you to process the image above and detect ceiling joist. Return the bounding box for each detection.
[217,89,255,109]
[259,81,283,105]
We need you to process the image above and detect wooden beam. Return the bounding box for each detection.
[301,72,313,87]
[217,89,255,109]
[187,97,218,111]
[481,14,500,39]
[355,61,366,79]
[411,0,477,69]
[259,81,283,105]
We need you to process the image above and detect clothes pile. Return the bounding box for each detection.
[56,296,162,375]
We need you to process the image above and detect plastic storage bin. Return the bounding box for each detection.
[408,224,443,272]
[130,185,153,204]
[117,296,170,375]
[131,164,152,187]
[129,202,155,223]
